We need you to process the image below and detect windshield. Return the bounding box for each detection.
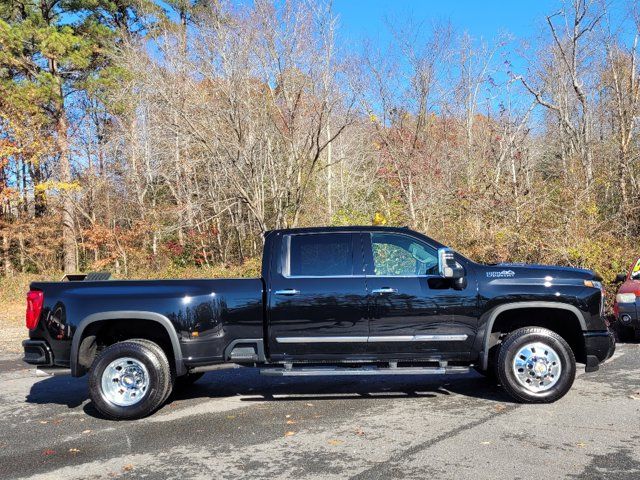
[632,258,640,280]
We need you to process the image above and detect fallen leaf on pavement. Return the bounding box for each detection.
[286,419,296,425]
[284,431,296,437]
[327,439,343,446]
[495,404,507,412]
[123,464,134,472]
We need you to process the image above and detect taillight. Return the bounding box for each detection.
[26,290,44,330]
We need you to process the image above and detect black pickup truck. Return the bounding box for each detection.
[23,226,615,419]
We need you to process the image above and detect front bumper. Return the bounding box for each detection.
[583,330,616,372]
[615,301,639,330]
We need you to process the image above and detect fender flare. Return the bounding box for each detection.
[478,301,587,371]
[70,311,185,377]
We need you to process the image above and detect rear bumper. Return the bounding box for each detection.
[583,330,616,372]
[23,339,72,376]
[22,340,54,366]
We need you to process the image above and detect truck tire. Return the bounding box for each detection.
[89,341,171,420]
[127,339,175,404]
[175,372,205,389]
[497,327,576,403]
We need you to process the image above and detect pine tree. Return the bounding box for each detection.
[0,0,150,272]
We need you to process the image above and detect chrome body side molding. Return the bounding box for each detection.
[276,334,468,344]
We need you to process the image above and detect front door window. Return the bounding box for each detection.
[371,233,439,276]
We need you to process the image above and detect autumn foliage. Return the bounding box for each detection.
[1,0,639,299]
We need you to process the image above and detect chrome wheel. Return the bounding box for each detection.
[101,357,149,407]
[512,342,562,393]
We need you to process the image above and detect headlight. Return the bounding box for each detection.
[616,293,637,303]
[584,280,602,289]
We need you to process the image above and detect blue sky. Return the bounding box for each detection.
[332,0,634,49]
[330,0,635,119]
[333,0,558,45]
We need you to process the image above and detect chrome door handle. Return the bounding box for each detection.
[275,289,300,296]
[371,287,398,294]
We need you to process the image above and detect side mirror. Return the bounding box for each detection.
[438,247,464,280]
[614,273,627,283]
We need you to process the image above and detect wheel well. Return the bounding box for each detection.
[77,319,176,374]
[488,308,586,363]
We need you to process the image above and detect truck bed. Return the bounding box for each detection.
[27,278,265,372]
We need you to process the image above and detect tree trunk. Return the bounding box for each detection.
[326,123,333,223]
[18,231,26,272]
[2,231,13,277]
[57,111,77,273]
[49,52,76,274]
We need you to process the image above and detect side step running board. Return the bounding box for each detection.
[260,366,469,377]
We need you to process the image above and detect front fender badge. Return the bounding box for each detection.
[486,270,516,278]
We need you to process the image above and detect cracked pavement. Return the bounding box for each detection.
[0,343,639,479]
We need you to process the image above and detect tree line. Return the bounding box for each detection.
[1,0,639,281]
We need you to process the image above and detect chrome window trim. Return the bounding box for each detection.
[367,274,442,279]
[278,274,442,279]
[278,231,448,279]
[281,274,367,279]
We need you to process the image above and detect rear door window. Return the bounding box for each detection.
[283,233,354,277]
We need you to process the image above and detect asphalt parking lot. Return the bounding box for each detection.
[0,343,639,480]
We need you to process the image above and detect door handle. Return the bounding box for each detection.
[275,289,300,296]
[371,287,398,294]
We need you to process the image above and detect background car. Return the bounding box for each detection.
[613,258,640,340]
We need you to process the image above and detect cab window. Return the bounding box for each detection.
[370,233,438,276]
[283,233,354,277]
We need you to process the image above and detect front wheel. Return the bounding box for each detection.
[88,341,171,420]
[497,327,576,403]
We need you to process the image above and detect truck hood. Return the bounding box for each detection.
[486,263,599,281]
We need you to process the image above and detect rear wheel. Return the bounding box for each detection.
[127,338,175,403]
[89,341,171,420]
[497,327,576,403]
